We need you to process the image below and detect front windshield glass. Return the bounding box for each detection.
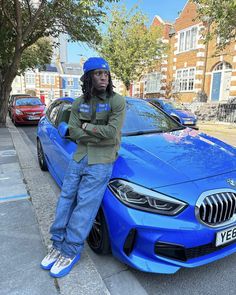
[15,97,43,106]
[122,99,183,136]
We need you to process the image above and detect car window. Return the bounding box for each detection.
[57,103,72,125]
[47,102,63,126]
[15,97,43,106]
[122,100,182,135]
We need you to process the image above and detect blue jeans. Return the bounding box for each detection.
[50,156,113,257]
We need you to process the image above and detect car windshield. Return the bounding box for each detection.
[15,97,43,106]
[122,99,184,136]
[163,101,188,111]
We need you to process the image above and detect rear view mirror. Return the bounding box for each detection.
[58,122,69,138]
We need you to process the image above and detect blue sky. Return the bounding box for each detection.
[67,0,187,63]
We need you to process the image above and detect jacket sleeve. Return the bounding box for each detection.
[68,99,101,144]
[85,95,126,139]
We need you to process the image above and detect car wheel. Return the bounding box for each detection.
[87,208,111,254]
[37,139,48,171]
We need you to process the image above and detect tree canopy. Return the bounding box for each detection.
[96,5,166,91]
[0,0,118,125]
[194,0,236,49]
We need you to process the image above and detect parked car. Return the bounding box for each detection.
[37,97,236,274]
[8,93,31,115]
[147,98,197,127]
[9,96,46,125]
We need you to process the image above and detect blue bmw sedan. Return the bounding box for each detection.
[147,98,197,127]
[37,97,236,274]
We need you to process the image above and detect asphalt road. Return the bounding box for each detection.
[18,124,236,295]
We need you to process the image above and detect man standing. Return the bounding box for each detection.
[40,57,126,278]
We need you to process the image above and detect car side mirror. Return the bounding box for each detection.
[58,122,69,138]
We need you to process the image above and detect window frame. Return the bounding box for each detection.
[178,26,198,53]
[175,67,196,92]
[146,72,161,94]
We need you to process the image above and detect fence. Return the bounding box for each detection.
[217,104,236,123]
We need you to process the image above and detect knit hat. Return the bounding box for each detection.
[81,57,110,81]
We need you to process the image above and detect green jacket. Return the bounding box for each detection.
[68,91,126,164]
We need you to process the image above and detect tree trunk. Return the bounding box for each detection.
[0,50,22,126]
[0,80,12,127]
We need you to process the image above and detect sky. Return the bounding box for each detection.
[67,0,188,63]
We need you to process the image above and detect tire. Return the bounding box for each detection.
[87,208,111,254]
[37,139,48,171]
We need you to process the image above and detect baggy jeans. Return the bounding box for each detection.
[50,156,113,257]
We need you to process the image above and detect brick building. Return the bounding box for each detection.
[136,0,236,103]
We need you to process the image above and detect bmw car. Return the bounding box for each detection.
[37,97,236,274]
[147,98,197,127]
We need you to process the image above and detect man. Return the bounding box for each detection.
[40,57,126,278]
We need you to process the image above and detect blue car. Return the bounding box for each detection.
[147,98,197,127]
[37,97,236,274]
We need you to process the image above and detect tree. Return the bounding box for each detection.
[193,0,236,49]
[96,5,166,91]
[0,0,117,126]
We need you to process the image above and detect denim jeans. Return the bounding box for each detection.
[50,156,113,257]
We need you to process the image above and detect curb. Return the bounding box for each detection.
[7,118,111,295]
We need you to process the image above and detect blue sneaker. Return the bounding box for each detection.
[40,247,60,270]
[49,253,81,278]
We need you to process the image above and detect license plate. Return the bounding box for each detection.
[215,225,236,246]
[28,115,40,120]
[184,121,194,125]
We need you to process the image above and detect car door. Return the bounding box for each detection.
[39,101,63,170]
[49,101,77,185]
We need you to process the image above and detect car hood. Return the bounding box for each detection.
[15,105,45,112]
[114,128,236,189]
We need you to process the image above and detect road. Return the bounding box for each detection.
[18,124,236,295]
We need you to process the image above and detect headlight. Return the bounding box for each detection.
[15,109,23,115]
[108,179,187,216]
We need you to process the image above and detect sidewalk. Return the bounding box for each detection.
[0,127,58,295]
[0,121,111,295]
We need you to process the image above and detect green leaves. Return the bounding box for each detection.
[194,0,236,50]
[20,38,53,73]
[97,5,165,90]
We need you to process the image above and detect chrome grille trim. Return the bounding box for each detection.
[195,189,236,228]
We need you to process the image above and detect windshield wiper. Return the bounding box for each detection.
[169,126,186,132]
[123,130,165,136]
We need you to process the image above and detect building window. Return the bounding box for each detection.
[175,68,195,92]
[41,74,55,85]
[178,26,197,52]
[67,78,74,87]
[146,72,161,93]
[25,74,35,84]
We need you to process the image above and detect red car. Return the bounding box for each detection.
[9,96,46,125]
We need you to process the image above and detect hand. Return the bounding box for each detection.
[82,123,88,130]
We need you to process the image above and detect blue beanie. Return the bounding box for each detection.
[83,57,110,74]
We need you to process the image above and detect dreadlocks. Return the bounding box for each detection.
[82,71,114,102]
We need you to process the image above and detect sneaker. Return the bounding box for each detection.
[49,253,81,278]
[40,247,61,270]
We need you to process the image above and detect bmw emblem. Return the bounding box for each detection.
[227,179,236,187]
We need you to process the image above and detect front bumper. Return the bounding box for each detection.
[14,114,43,124]
[103,188,236,274]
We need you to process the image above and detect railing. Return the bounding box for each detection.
[217,104,236,123]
